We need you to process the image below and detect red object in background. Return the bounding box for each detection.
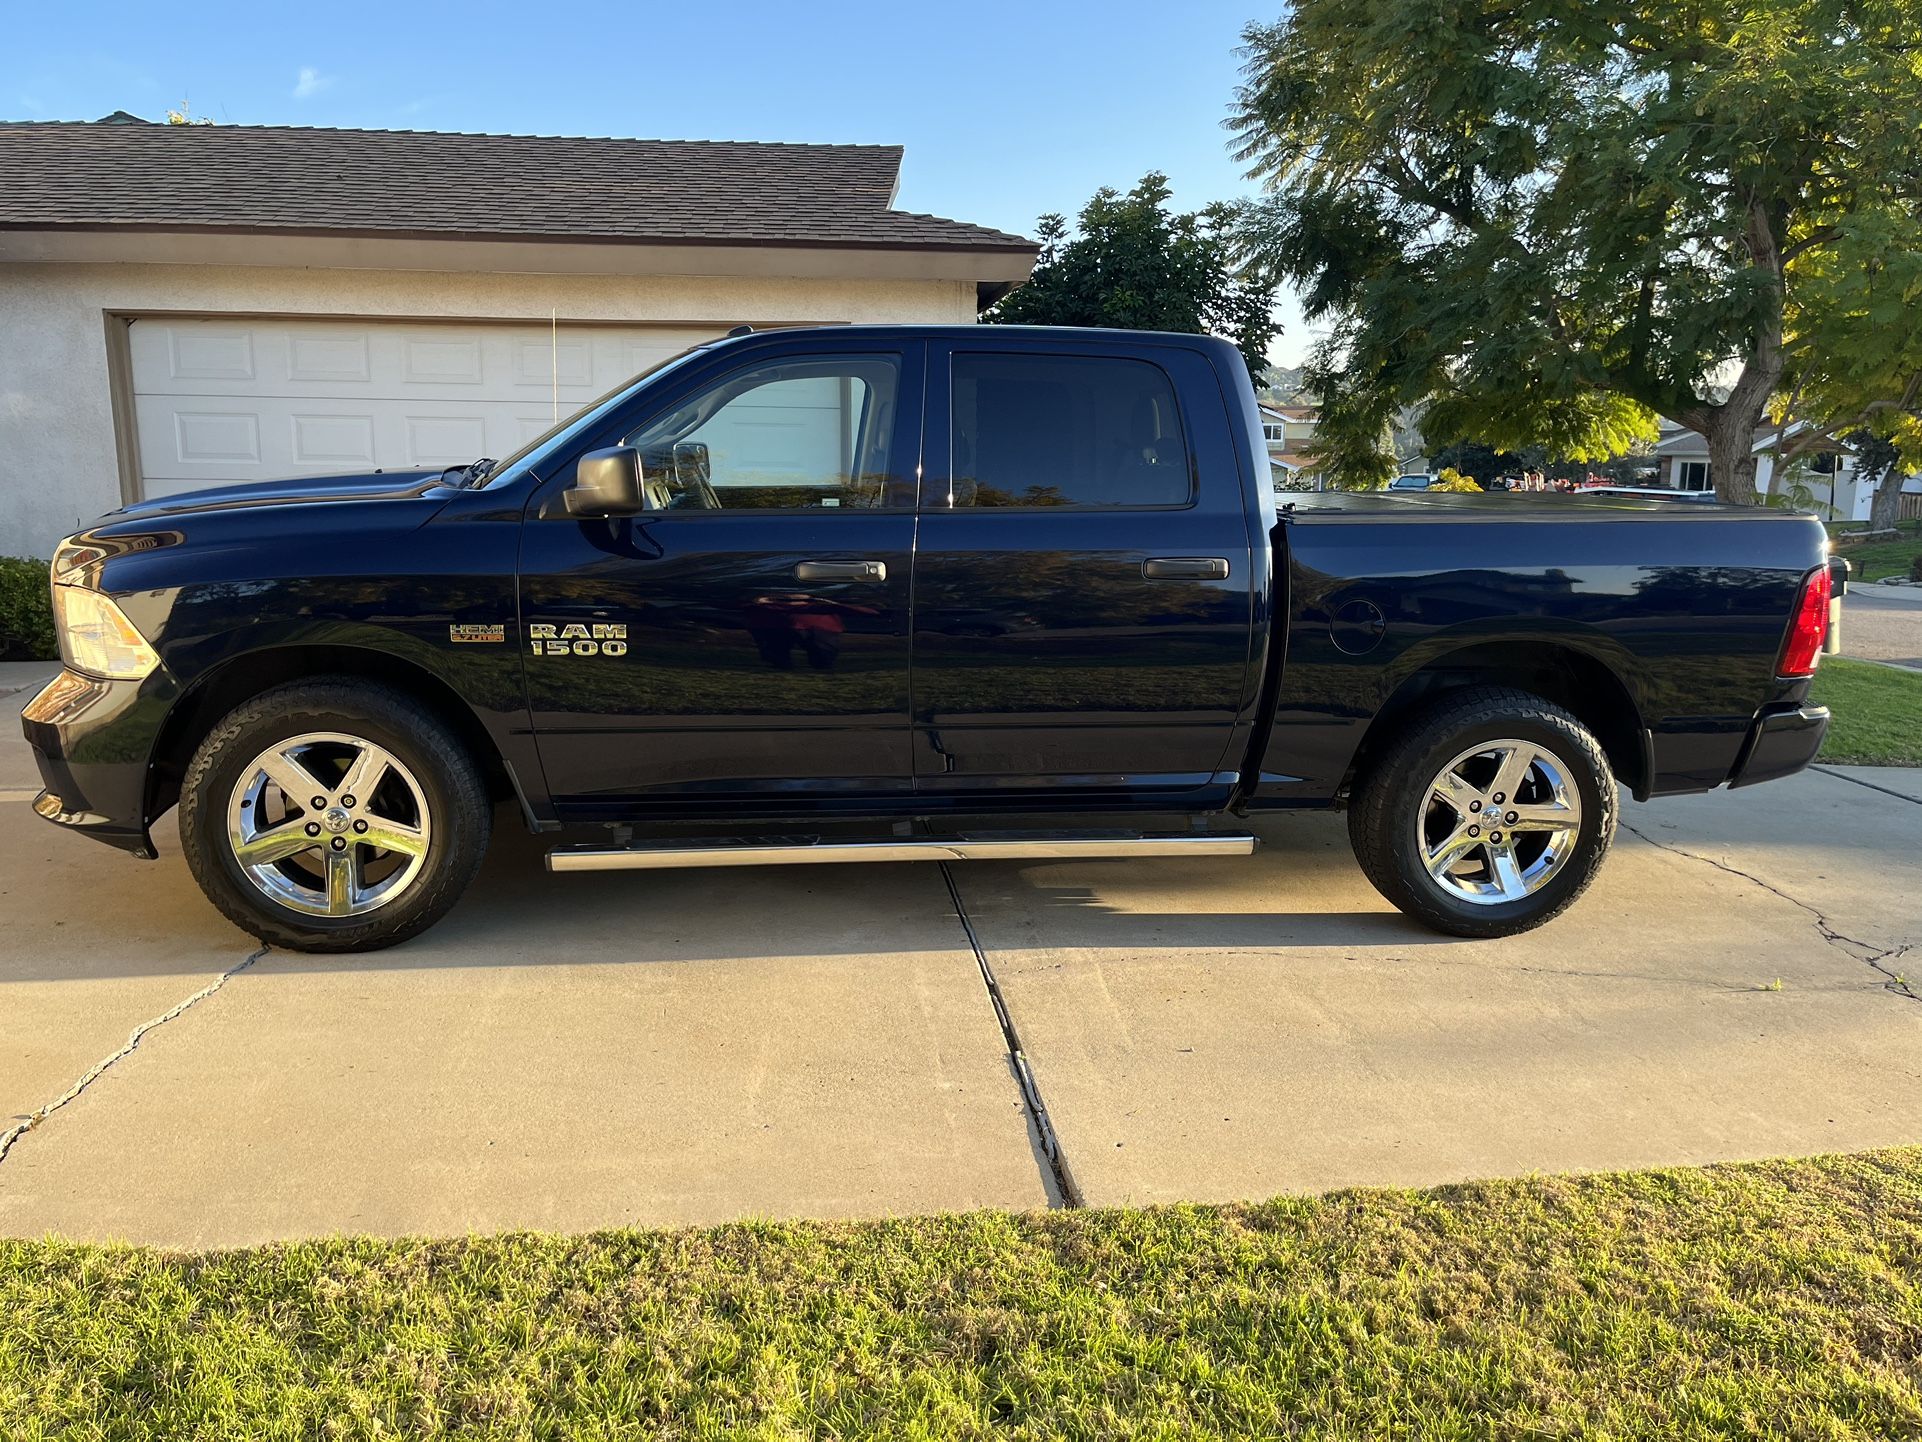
[1777,565,1833,677]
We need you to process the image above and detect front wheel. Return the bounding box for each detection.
[179,680,491,952]
[1348,687,1617,937]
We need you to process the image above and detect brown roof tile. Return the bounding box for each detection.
[0,121,1035,252]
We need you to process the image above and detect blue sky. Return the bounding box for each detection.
[5,0,1310,360]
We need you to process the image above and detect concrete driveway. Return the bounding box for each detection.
[3,670,1918,1246]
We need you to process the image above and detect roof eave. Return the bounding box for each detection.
[0,218,1038,256]
[0,225,1039,287]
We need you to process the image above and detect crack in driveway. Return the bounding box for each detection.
[1623,824,1917,1003]
[0,945,270,1167]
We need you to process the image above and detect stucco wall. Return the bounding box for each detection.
[0,262,977,557]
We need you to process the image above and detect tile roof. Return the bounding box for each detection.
[0,121,1036,253]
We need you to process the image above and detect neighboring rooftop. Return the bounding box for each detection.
[1655,420,1850,456]
[0,119,1036,254]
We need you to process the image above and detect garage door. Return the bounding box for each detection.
[128,317,736,498]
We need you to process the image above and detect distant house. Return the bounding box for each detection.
[1653,421,1920,519]
[1259,400,1325,488]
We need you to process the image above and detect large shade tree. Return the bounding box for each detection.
[988,173,1279,379]
[1231,0,1922,499]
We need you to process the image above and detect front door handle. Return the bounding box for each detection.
[1142,556,1229,581]
[795,559,887,583]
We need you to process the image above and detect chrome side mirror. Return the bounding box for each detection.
[563,446,649,518]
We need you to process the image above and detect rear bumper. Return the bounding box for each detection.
[1728,704,1829,790]
[18,668,167,856]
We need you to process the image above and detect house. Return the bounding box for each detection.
[1653,420,1921,520]
[0,118,1037,556]
[1259,400,1324,488]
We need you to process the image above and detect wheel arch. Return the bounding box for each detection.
[147,644,516,825]
[1348,638,1650,801]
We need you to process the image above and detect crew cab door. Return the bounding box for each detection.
[518,340,923,810]
[911,339,1259,800]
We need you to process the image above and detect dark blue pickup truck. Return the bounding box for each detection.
[22,325,1841,952]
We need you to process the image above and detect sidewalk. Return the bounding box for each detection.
[1840,584,1922,670]
[0,662,56,699]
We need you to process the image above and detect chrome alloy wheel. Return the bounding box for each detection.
[1415,739,1583,906]
[224,732,431,918]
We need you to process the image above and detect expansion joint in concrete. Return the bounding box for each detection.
[1811,766,1922,806]
[938,863,1084,1208]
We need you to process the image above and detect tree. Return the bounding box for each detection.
[1844,427,1905,533]
[1428,440,1526,486]
[1775,202,1922,507]
[989,173,1279,379]
[1231,0,1922,500]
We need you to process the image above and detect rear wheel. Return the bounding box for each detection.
[1348,687,1616,937]
[179,680,490,952]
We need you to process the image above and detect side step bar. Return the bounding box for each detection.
[547,834,1258,873]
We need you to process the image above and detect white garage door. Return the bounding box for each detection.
[128,317,738,498]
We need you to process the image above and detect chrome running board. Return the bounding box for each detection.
[547,833,1258,872]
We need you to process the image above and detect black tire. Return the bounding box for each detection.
[179,679,490,952]
[1348,686,1617,938]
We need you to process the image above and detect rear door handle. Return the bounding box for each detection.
[1142,557,1229,581]
[795,559,887,582]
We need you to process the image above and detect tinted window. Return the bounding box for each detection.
[623,355,901,510]
[949,353,1192,508]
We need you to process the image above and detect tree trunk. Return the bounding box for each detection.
[1705,414,1762,504]
[1693,200,1786,506]
[1867,457,1904,533]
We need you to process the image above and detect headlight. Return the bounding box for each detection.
[52,585,159,680]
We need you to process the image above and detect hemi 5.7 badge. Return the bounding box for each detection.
[530,622,628,657]
[448,623,505,644]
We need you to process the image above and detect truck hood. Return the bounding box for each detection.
[111,468,451,520]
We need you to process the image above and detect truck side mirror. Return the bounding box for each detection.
[671,440,710,487]
[563,447,650,518]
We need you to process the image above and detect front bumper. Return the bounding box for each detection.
[19,668,169,856]
[1728,703,1830,790]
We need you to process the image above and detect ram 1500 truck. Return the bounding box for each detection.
[22,325,1842,952]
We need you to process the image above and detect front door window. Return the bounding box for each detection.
[624,356,902,511]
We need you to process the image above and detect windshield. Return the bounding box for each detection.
[475,341,717,487]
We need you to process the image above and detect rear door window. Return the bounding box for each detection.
[947,353,1192,509]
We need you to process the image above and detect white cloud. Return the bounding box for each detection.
[291,67,333,100]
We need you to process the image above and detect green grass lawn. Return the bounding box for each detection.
[1830,518,1922,583]
[5,1150,1922,1439]
[1812,655,1922,766]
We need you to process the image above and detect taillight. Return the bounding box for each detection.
[1778,564,1832,678]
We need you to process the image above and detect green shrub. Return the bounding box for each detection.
[0,557,57,662]
[1911,553,1922,582]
